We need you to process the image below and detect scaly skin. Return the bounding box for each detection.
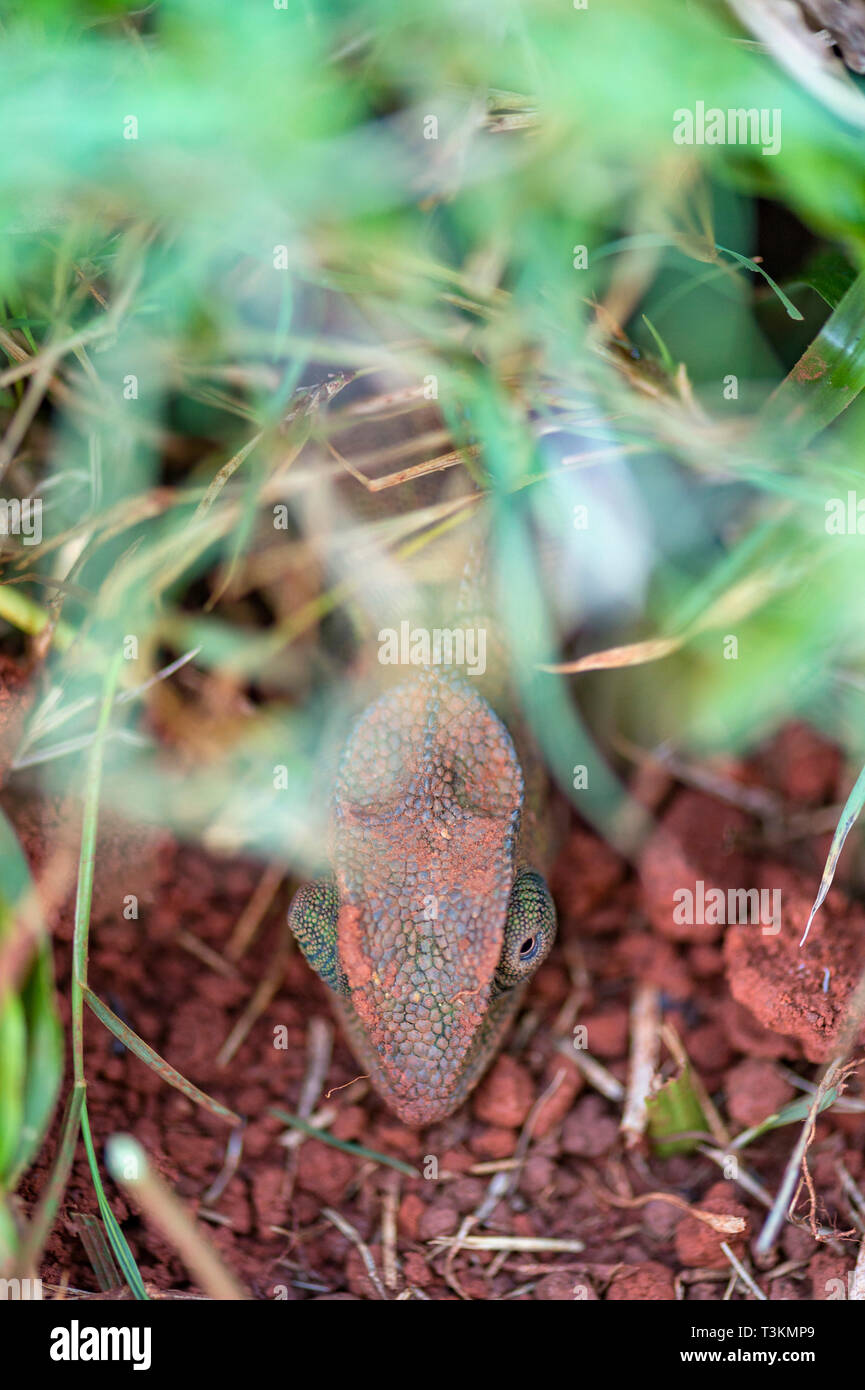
[288,665,556,1126]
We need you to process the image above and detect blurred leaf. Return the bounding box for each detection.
[0,808,62,1192]
[0,994,26,1180]
[0,1197,18,1267]
[646,1066,707,1157]
[0,804,37,931]
[9,944,63,1188]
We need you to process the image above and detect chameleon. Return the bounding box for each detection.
[287,658,557,1127]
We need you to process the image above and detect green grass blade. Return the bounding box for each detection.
[80,1097,148,1301]
[764,269,865,445]
[84,987,241,1126]
[67,648,148,1298]
[715,244,803,321]
[786,249,856,310]
[0,583,75,648]
[269,1107,419,1176]
[800,760,865,945]
[70,1210,123,1292]
[732,1087,839,1150]
[641,314,675,372]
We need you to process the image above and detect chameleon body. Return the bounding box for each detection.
[289,663,556,1125]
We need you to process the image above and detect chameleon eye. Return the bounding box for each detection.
[287,879,349,996]
[494,870,556,991]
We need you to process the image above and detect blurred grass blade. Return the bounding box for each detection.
[539,567,783,675]
[765,269,865,444]
[641,314,675,373]
[800,760,865,945]
[80,1098,148,1302]
[71,649,124,1091]
[16,1083,83,1275]
[269,1106,419,1177]
[106,1133,247,1300]
[715,244,803,320]
[0,583,75,648]
[787,249,856,310]
[69,650,148,1298]
[71,1210,123,1292]
[84,986,241,1126]
[540,634,680,674]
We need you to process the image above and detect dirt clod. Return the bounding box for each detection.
[472,1054,534,1128]
[561,1095,619,1157]
[674,1181,750,1269]
[723,1058,796,1128]
[725,865,865,1062]
[606,1261,676,1301]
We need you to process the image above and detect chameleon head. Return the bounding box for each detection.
[288,670,556,1125]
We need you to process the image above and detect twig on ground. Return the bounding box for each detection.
[621,981,660,1147]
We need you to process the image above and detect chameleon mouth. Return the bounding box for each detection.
[337,983,522,1127]
[368,1058,475,1126]
[385,1092,461,1126]
[351,997,484,1121]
